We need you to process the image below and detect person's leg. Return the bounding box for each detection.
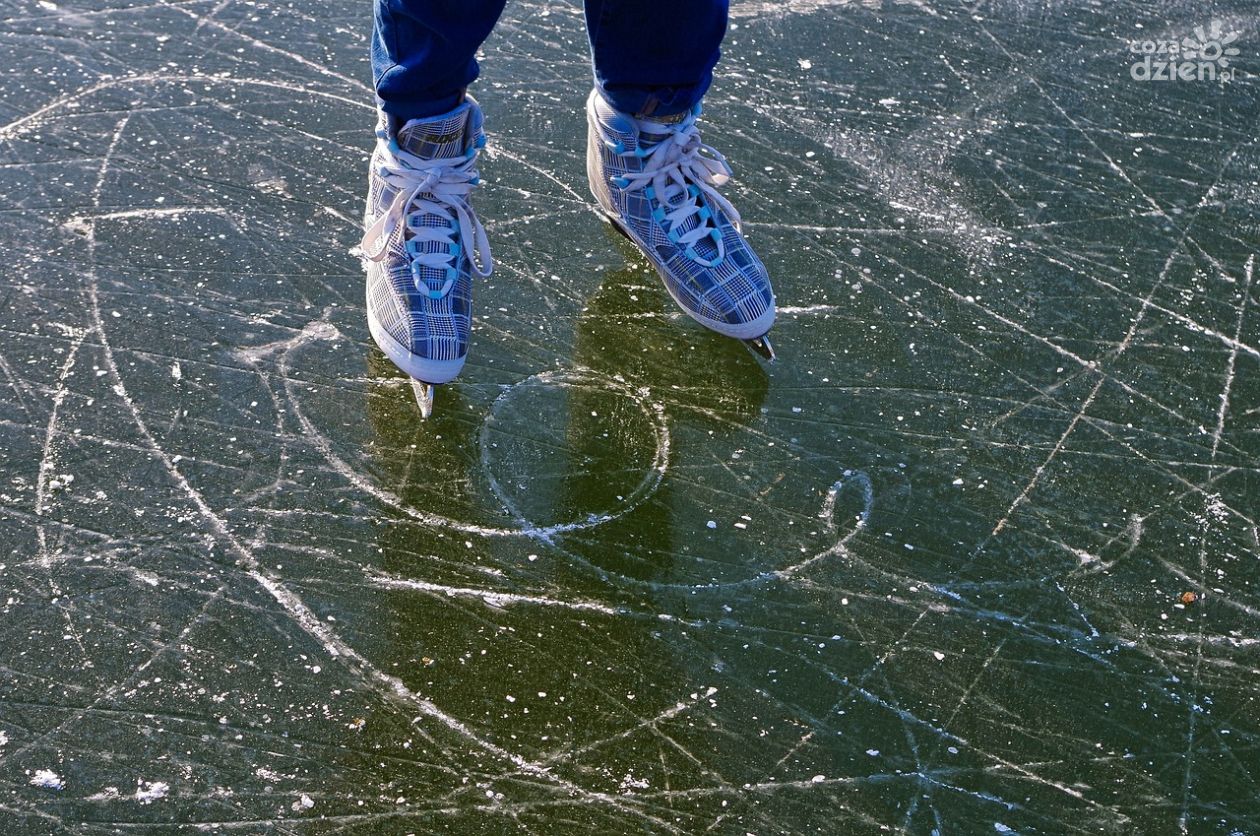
[372,0,507,125]
[583,0,728,117]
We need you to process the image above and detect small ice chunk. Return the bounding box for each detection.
[798,59,812,70]
[292,793,315,811]
[810,774,825,783]
[866,749,880,756]
[933,651,945,661]
[30,770,64,790]
[706,520,717,529]
[135,781,169,804]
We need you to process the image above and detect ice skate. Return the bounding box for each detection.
[585,89,775,360]
[361,97,492,417]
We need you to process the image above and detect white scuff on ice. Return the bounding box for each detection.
[30,769,64,790]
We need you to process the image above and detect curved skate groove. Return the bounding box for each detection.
[279,317,879,592]
[775,472,873,578]
[476,368,671,544]
[534,472,882,593]
[277,321,672,541]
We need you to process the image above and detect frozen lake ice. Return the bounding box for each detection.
[1,0,1258,832]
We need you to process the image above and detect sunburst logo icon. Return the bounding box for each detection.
[1181,20,1241,68]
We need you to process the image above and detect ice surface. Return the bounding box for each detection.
[1,0,1258,833]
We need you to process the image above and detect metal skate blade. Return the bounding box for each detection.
[745,334,776,362]
[604,214,632,241]
[410,379,435,419]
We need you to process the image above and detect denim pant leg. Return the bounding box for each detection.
[372,0,507,123]
[584,0,729,117]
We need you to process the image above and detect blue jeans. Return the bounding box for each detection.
[372,0,728,123]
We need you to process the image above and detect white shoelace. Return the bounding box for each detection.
[613,118,740,268]
[360,137,492,298]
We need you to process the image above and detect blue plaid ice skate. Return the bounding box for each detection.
[361,97,491,387]
[585,89,775,345]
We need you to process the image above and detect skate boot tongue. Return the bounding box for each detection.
[638,110,689,145]
[396,106,473,161]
